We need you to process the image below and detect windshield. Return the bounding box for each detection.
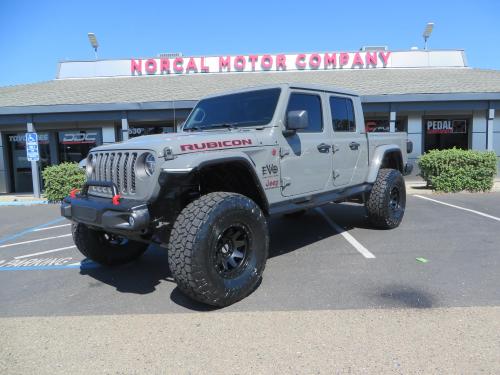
[183,88,281,131]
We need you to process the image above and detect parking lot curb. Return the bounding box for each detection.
[0,200,48,206]
[406,181,500,195]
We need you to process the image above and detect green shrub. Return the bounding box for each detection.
[418,148,497,192]
[42,162,86,202]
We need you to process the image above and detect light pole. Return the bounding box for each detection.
[88,32,99,60]
[423,22,434,50]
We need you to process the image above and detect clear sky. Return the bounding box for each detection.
[0,0,498,87]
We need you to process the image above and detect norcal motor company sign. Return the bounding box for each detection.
[57,51,466,79]
[130,51,392,76]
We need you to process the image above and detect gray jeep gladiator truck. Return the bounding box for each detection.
[61,84,412,306]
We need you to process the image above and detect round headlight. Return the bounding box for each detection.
[144,153,156,176]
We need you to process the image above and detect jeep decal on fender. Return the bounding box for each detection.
[180,139,252,152]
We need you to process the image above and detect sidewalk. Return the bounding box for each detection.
[0,193,47,206]
[405,176,500,195]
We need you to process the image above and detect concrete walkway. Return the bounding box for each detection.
[405,177,500,194]
[2,306,499,374]
[0,194,47,205]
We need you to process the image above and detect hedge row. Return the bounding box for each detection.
[418,148,497,193]
[42,162,86,202]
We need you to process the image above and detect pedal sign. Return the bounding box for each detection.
[25,132,39,161]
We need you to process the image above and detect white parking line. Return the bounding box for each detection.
[315,208,376,259]
[33,224,71,232]
[414,195,500,222]
[14,245,77,259]
[0,234,72,248]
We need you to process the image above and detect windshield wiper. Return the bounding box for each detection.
[203,122,238,130]
[185,123,238,131]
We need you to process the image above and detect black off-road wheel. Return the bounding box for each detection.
[168,192,269,307]
[366,168,406,229]
[72,223,148,266]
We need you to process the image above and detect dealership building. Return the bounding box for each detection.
[0,48,499,193]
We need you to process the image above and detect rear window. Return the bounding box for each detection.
[330,96,356,132]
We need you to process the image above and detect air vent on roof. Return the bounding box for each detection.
[158,52,183,58]
[360,46,388,51]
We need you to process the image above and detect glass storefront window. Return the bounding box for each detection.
[58,129,102,163]
[424,118,469,152]
[128,124,175,138]
[365,118,389,132]
[364,117,407,132]
[7,133,51,193]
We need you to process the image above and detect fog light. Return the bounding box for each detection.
[128,216,135,227]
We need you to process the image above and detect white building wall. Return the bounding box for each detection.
[406,112,422,161]
[102,123,116,144]
[471,110,487,151]
[494,113,500,170]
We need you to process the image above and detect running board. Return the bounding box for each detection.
[268,184,372,216]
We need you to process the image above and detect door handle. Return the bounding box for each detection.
[349,142,360,150]
[317,143,332,153]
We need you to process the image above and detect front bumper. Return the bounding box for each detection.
[61,195,150,234]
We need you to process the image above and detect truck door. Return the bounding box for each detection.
[279,91,333,197]
[329,96,368,187]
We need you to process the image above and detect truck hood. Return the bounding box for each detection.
[92,129,262,155]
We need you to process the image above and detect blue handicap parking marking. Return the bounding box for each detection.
[0,217,66,246]
[0,258,99,271]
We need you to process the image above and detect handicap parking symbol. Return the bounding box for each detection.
[26,132,38,144]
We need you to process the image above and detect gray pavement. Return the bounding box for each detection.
[1,192,499,373]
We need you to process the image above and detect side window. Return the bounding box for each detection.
[330,96,356,132]
[286,93,323,133]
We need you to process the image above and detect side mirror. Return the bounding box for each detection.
[284,110,308,136]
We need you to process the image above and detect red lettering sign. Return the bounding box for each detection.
[352,52,364,67]
[131,59,142,74]
[276,54,287,70]
[324,53,337,68]
[309,54,321,69]
[129,51,393,76]
[339,53,349,66]
[219,56,231,72]
[380,51,391,66]
[261,55,273,70]
[185,57,198,73]
[234,55,246,71]
[295,54,306,69]
[173,57,184,73]
[145,59,157,74]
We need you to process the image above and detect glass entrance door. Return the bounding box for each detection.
[58,130,102,162]
[424,118,469,152]
[7,133,51,193]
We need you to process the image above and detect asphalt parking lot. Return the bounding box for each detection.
[1,192,500,373]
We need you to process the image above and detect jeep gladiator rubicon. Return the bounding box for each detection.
[61,84,412,306]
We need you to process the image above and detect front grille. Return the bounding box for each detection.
[88,151,141,197]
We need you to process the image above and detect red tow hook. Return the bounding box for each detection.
[69,188,80,198]
[112,194,122,206]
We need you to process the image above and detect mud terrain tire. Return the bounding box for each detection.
[72,223,148,266]
[366,168,406,229]
[168,192,269,307]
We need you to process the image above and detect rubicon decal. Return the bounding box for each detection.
[180,139,252,152]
